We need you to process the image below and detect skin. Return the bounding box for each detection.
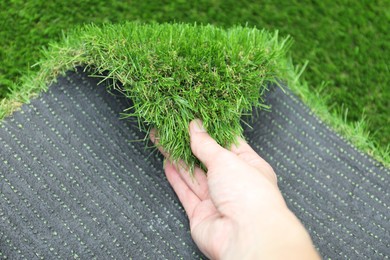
[151,119,320,259]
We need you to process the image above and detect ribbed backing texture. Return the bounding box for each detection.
[0,69,389,259]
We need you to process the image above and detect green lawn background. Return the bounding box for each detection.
[1,0,389,149]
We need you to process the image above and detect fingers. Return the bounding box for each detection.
[189,120,276,182]
[150,128,169,158]
[152,120,277,186]
[164,160,201,218]
[150,128,209,200]
[189,119,233,171]
[165,160,221,260]
[152,121,231,172]
[175,163,209,201]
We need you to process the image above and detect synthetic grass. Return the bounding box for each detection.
[1,1,389,165]
[2,22,292,171]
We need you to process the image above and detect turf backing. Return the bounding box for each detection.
[1,69,388,258]
[0,1,389,154]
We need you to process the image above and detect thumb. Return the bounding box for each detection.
[189,119,232,171]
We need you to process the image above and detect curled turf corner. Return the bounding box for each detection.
[3,22,292,171]
[1,22,388,169]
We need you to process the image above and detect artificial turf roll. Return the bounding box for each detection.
[0,69,388,258]
[5,22,292,172]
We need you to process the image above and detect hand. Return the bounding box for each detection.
[151,119,319,259]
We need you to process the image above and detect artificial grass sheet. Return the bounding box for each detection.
[1,1,389,163]
[1,20,388,167]
[0,20,389,258]
[4,22,293,170]
[1,68,388,259]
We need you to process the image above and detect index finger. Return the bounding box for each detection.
[189,119,234,171]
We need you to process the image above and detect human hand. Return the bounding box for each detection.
[151,119,319,259]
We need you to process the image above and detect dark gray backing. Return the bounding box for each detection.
[0,69,389,259]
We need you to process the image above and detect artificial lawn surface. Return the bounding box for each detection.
[0,1,389,162]
[2,22,292,171]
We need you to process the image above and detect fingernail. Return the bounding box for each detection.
[192,119,206,133]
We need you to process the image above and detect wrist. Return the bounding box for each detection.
[222,208,319,259]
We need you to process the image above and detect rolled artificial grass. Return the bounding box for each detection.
[1,22,388,168]
[2,1,389,167]
[3,22,291,171]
